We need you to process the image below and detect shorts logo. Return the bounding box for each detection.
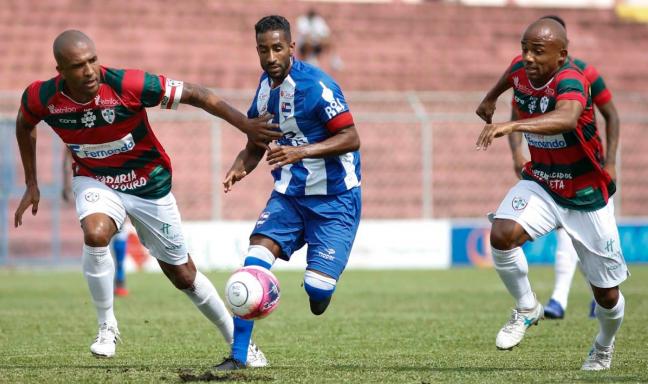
[512,196,528,210]
[84,191,100,203]
[317,248,336,261]
[256,211,270,227]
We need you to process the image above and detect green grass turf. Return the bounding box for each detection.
[0,266,647,383]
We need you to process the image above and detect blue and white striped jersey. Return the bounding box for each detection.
[248,59,361,196]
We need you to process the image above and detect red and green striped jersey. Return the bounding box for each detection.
[507,55,615,211]
[571,57,612,107]
[20,66,184,199]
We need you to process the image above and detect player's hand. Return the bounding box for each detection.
[476,122,513,151]
[266,145,307,169]
[604,163,617,182]
[223,168,247,193]
[476,98,496,124]
[14,184,40,227]
[242,113,282,150]
[512,152,528,179]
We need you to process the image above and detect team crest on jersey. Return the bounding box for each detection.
[101,108,115,124]
[540,96,549,113]
[512,196,528,211]
[280,102,293,117]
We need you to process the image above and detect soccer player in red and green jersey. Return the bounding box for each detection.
[475,19,627,371]
[14,30,281,362]
[490,15,621,320]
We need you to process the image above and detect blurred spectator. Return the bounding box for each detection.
[296,9,343,71]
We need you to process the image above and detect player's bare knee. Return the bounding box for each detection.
[490,220,526,250]
[592,286,619,309]
[304,270,336,315]
[83,228,113,247]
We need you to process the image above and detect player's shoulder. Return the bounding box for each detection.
[557,60,586,82]
[570,57,589,72]
[290,59,339,90]
[101,66,148,89]
[508,55,525,73]
[23,74,62,105]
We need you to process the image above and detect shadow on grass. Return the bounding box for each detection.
[177,369,273,382]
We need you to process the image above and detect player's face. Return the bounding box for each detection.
[56,42,101,101]
[256,30,295,82]
[520,38,566,86]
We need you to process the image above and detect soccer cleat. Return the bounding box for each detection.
[589,299,596,319]
[581,341,614,371]
[90,322,120,358]
[213,357,246,371]
[543,298,565,319]
[246,343,268,368]
[309,296,332,315]
[496,300,543,350]
[114,286,129,297]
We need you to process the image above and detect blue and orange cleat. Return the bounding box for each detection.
[543,298,565,319]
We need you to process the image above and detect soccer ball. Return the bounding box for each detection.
[224,266,280,320]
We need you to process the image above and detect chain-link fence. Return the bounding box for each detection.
[1,90,647,264]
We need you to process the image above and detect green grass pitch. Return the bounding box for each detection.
[1,266,647,383]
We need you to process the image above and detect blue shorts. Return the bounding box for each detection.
[251,187,361,280]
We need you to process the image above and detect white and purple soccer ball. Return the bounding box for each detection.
[224,266,280,320]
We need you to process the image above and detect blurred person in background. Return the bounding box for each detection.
[64,149,130,296]
[214,15,361,371]
[296,9,343,71]
[505,15,620,320]
[14,30,281,362]
[476,18,627,371]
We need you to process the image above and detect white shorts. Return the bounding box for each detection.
[73,176,188,265]
[495,180,628,288]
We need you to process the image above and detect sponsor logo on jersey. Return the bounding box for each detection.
[95,170,147,191]
[94,95,120,107]
[67,133,135,159]
[319,81,345,119]
[525,133,567,149]
[528,97,537,113]
[280,101,293,117]
[48,105,77,114]
[81,110,97,128]
[59,118,77,124]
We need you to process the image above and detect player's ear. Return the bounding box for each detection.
[289,40,296,55]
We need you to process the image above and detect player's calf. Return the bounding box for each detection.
[304,270,336,315]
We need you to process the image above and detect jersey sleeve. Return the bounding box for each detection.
[247,87,261,119]
[582,65,612,106]
[556,70,588,108]
[19,82,47,126]
[311,77,354,133]
[105,68,183,109]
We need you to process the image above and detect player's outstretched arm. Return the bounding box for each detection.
[476,100,582,151]
[14,110,40,227]
[507,107,527,179]
[476,68,512,124]
[223,141,266,193]
[266,126,360,169]
[598,100,620,181]
[180,83,281,149]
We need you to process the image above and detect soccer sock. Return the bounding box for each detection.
[595,292,625,347]
[492,246,536,309]
[182,271,234,344]
[229,246,276,364]
[551,231,578,309]
[82,245,117,325]
[112,237,127,286]
[304,270,336,315]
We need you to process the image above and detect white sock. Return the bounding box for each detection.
[551,229,578,309]
[595,292,625,347]
[492,246,536,309]
[182,271,233,344]
[82,245,117,326]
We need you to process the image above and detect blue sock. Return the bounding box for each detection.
[112,238,127,284]
[232,317,254,364]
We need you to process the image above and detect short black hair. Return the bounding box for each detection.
[255,15,291,41]
[540,15,566,29]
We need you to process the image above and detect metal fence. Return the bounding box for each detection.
[1,90,647,265]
